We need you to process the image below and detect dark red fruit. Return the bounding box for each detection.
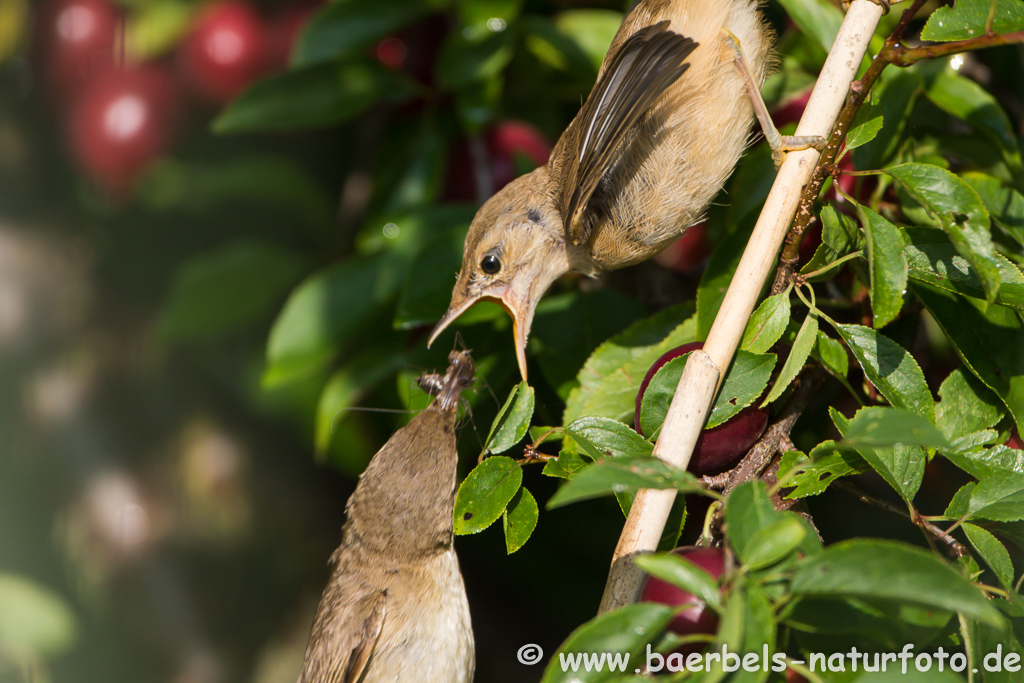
[635,342,769,474]
[178,0,269,105]
[785,668,809,683]
[68,65,179,193]
[375,36,408,70]
[443,120,552,202]
[639,546,724,647]
[37,0,119,98]
[654,221,710,273]
[1008,430,1023,450]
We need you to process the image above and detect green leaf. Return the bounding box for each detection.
[0,573,78,657]
[936,367,1004,442]
[842,406,951,450]
[964,172,1024,249]
[902,227,1024,312]
[859,206,908,328]
[454,456,523,534]
[293,0,440,66]
[315,347,410,460]
[521,15,596,79]
[265,252,401,386]
[780,447,868,498]
[540,603,674,683]
[913,282,1024,434]
[846,94,883,150]
[542,450,588,479]
[833,324,934,420]
[533,289,645,400]
[924,68,1021,172]
[546,457,703,509]
[944,444,1024,480]
[459,0,522,34]
[813,329,849,380]
[741,517,807,571]
[436,28,514,89]
[214,61,416,133]
[633,552,722,610]
[967,473,1024,522]
[706,579,776,682]
[394,221,476,330]
[886,163,1000,304]
[740,291,791,354]
[820,203,861,256]
[945,481,974,518]
[138,155,334,227]
[963,522,1015,589]
[774,0,844,55]
[565,417,653,459]
[762,312,816,406]
[725,481,784,560]
[853,69,922,170]
[837,407,935,502]
[640,351,775,437]
[484,382,535,455]
[552,9,622,72]
[791,539,1003,626]
[160,242,305,342]
[503,486,538,554]
[563,303,697,425]
[921,0,1024,42]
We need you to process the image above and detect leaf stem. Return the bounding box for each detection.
[833,479,968,557]
[801,250,865,279]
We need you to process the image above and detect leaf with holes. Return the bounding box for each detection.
[454,456,522,534]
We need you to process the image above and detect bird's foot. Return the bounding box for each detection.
[840,0,891,14]
[769,134,828,168]
[722,29,827,168]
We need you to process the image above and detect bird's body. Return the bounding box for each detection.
[297,352,475,683]
[431,0,772,378]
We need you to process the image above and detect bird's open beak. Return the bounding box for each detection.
[428,287,533,382]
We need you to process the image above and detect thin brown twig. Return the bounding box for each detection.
[771,0,928,294]
[833,479,968,558]
[889,30,1024,66]
[725,367,827,495]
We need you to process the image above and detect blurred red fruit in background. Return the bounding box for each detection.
[375,36,408,70]
[68,65,179,194]
[37,0,119,98]
[178,0,269,105]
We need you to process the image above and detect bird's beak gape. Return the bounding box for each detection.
[428,289,533,382]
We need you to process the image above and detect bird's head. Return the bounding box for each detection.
[429,167,568,381]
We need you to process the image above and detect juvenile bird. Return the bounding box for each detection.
[430,0,818,379]
[297,350,476,683]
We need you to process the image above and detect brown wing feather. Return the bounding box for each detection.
[560,22,697,246]
[298,587,386,683]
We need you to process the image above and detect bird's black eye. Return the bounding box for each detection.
[480,254,501,275]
